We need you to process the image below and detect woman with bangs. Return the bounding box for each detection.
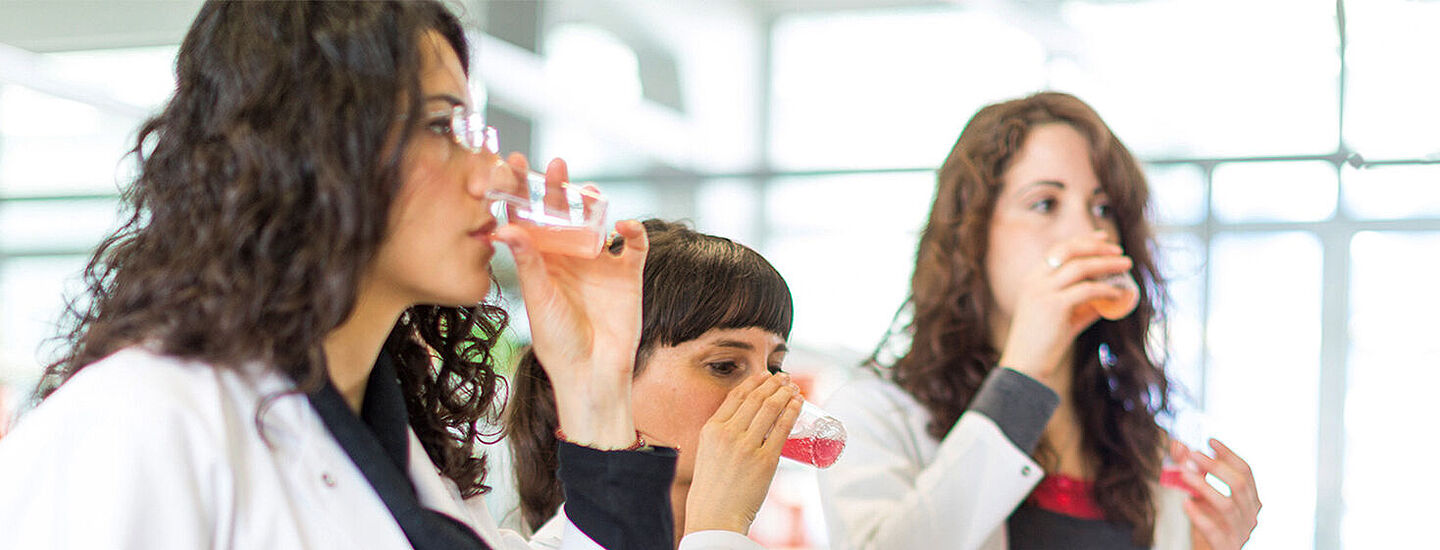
[819,92,1261,549]
[508,219,802,550]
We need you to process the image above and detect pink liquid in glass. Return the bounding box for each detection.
[781,434,845,469]
[512,221,604,258]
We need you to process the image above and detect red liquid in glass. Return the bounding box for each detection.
[1160,465,1203,499]
[781,435,845,469]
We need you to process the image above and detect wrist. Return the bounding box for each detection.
[684,517,750,537]
[553,386,636,449]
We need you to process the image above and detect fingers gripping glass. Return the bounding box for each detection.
[428,106,610,258]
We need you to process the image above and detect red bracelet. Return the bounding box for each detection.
[553,428,647,451]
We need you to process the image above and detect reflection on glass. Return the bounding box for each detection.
[1212,161,1337,223]
[1344,0,1440,159]
[1341,165,1440,220]
[1343,231,1440,548]
[1207,231,1320,549]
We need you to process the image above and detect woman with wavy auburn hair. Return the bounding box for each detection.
[0,2,692,549]
[819,92,1261,549]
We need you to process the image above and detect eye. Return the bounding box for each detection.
[1030,197,1057,214]
[425,116,455,137]
[707,361,740,377]
[1093,202,1114,219]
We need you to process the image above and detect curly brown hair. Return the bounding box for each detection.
[39,1,506,498]
[873,92,1172,544]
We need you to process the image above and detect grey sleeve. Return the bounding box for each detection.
[968,367,1059,454]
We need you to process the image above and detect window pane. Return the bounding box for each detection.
[770,8,1046,170]
[1341,164,1440,220]
[1147,163,1206,227]
[1207,232,1320,549]
[0,86,139,197]
[1211,161,1337,223]
[1062,0,1338,158]
[1344,0,1440,159]
[1343,231,1440,548]
[763,172,933,356]
[0,199,122,254]
[1155,231,1205,403]
[0,256,88,388]
[695,178,761,247]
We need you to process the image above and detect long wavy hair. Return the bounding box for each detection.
[39,1,507,498]
[872,92,1171,543]
[506,219,794,532]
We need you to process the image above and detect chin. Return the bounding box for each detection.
[424,280,493,308]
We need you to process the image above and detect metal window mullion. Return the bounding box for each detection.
[1316,2,1350,549]
[1314,163,1350,550]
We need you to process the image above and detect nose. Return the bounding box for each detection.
[1053,203,1118,247]
[466,151,506,200]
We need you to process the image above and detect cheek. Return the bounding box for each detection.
[632,375,731,478]
[985,221,1047,312]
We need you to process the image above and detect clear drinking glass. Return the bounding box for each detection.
[487,184,609,258]
[780,401,846,469]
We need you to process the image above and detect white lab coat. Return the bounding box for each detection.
[0,347,613,549]
[530,505,765,550]
[817,373,1191,550]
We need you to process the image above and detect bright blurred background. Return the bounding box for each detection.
[1,1,1437,548]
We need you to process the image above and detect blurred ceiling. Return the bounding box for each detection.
[0,0,967,53]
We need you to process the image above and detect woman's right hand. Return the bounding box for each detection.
[491,154,649,450]
[683,373,802,536]
[997,231,1132,386]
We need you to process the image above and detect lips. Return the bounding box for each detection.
[468,219,497,240]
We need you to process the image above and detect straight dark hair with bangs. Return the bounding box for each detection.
[506,219,792,531]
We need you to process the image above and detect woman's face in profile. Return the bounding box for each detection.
[631,327,788,484]
[984,122,1120,322]
[371,29,502,307]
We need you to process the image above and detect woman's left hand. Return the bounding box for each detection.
[684,373,802,536]
[491,155,649,450]
[1173,439,1262,550]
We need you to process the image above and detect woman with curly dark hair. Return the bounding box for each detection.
[818,92,1261,550]
[0,2,686,549]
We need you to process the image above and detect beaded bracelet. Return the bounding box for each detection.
[554,427,647,451]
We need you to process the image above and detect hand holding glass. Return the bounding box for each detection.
[431,105,609,258]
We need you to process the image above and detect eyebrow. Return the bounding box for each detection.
[423,93,467,110]
[712,339,789,354]
[1024,180,1107,196]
